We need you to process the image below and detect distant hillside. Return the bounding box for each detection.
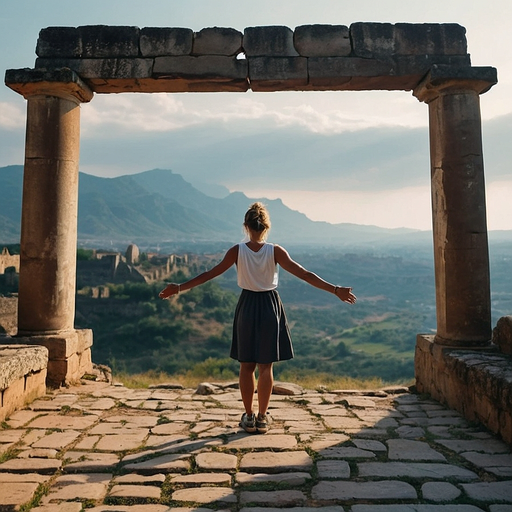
[1,165,424,248]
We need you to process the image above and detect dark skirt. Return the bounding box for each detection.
[230,289,294,364]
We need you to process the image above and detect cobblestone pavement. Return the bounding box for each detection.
[1,379,511,512]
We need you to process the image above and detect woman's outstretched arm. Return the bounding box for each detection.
[274,244,356,304]
[159,245,238,299]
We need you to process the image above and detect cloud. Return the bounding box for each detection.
[0,101,25,130]
[81,89,427,140]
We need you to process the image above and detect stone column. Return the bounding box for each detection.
[414,66,497,347]
[5,69,94,386]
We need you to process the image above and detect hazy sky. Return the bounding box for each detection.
[1,0,511,230]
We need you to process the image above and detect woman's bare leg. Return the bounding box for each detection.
[239,362,257,415]
[256,363,274,415]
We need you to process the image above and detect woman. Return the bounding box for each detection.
[159,202,356,434]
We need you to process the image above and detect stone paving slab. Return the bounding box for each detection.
[0,379,511,510]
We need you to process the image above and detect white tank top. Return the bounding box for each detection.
[237,242,279,291]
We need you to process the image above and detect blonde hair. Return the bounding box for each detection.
[244,202,271,239]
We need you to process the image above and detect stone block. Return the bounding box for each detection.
[351,22,396,58]
[79,25,140,58]
[0,345,48,388]
[47,352,80,387]
[193,27,243,56]
[492,316,512,355]
[248,57,307,91]
[36,57,154,81]
[153,55,247,80]
[244,26,299,57]
[351,22,468,59]
[37,27,82,58]
[0,369,47,422]
[394,23,467,56]
[294,24,350,57]
[140,27,193,57]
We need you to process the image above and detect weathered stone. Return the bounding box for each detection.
[0,482,41,510]
[240,490,306,506]
[153,55,247,81]
[172,487,237,503]
[294,25,350,57]
[63,451,120,473]
[171,473,231,485]
[0,457,62,474]
[193,27,242,56]
[32,429,81,450]
[225,433,297,450]
[319,447,376,459]
[108,484,161,500]
[240,450,313,473]
[123,453,190,474]
[312,480,417,500]
[387,439,446,461]
[462,481,512,502]
[272,381,304,395]
[248,57,307,91]
[317,460,351,479]
[493,316,512,355]
[358,462,478,481]
[415,335,512,445]
[196,452,237,471]
[244,26,299,57]
[42,473,112,503]
[422,481,462,501]
[36,27,82,58]
[140,27,193,56]
[235,472,311,486]
[0,345,48,389]
[80,25,139,58]
[350,22,467,59]
[27,413,98,430]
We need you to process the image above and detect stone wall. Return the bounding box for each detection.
[10,23,472,94]
[415,335,512,445]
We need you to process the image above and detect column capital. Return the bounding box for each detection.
[5,67,94,103]
[413,64,497,103]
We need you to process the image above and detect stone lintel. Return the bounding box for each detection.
[193,27,243,56]
[248,57,307,91]
[0,344,48,389]
[36,57,154,81]
[414,64,498,102]
[4,67,93,102]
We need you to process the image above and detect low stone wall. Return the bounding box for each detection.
[415,334,512,445]
[0,343,48,422]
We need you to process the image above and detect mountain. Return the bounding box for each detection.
[1,165,426,249]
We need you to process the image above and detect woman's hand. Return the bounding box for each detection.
[334,286,357,304]
[159,283,180,299]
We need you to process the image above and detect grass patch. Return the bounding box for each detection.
[114,369,411,392]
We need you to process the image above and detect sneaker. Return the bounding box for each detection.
[239,413,256,433]
[256,412,273,434]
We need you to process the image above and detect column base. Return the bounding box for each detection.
[14,329,93,387]
[415,334,512,445]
